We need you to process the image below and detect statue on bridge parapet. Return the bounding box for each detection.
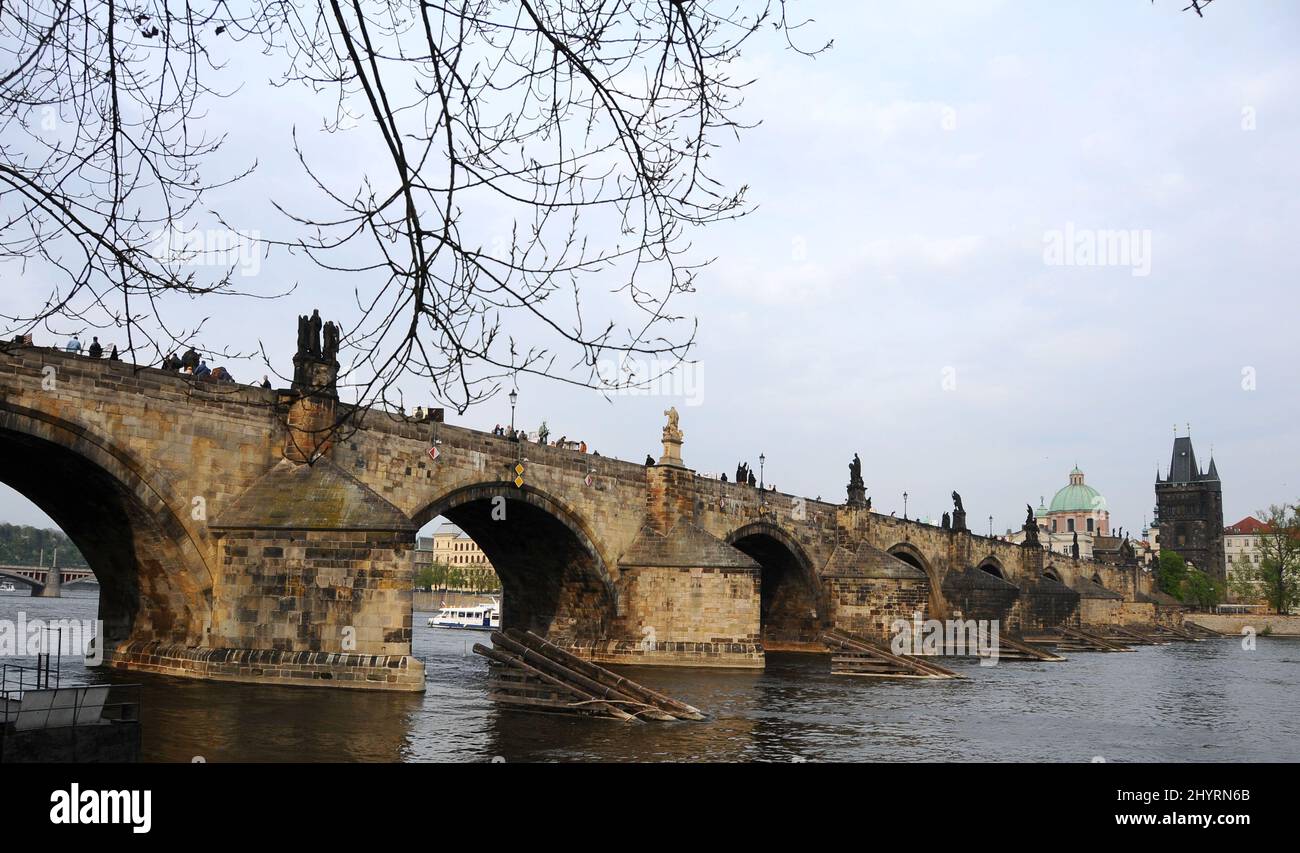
[941,511,951,530]
[287,309,343,463]
[846,452,867,507]
[658,406,685,467]
[950,491,967,532]
[1022,503,1040,545]
[1071,531,1080,560]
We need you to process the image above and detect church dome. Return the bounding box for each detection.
[1048,467,1106,514]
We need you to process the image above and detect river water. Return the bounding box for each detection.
[3,591,1297,762]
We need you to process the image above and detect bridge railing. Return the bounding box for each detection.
[1,663,141,732]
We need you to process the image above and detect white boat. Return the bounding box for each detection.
[427,602,500,631]
[0,581,17,593]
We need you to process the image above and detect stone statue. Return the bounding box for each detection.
[658,406,684,466]
[323,321,340,362]
[662,406,682,441]
[950,491,967,532]
[296,314,311,357]
[1071,531,1080,560]
[846,452,867,507]
[1022,504,1039,545]
[941,511,951,530]
[309,309,323,358]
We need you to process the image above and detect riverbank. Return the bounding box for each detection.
[413,590,497,612]
[1186,613,1300,636]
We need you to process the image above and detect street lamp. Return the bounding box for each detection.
[508,388,518,434]
[759,453,766,490]
[903,491,908,520]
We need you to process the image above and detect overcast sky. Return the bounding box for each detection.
[3,0,1297,537]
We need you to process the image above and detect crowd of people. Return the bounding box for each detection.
[15,333,274,391]
[62,335,121,362]
[491,421,591,454]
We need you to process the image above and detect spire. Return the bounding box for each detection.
[1166,434,1199,484]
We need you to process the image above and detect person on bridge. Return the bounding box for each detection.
[261,375,272,389]
[161,352,181,370]
[579,440,587,453]
[108,345,119,361]
[181,348,200,373]
[645,454,655,466]
[194,360,211,380]
[87,337,103,358]
[538,421,550,444]
[65,335,82,353]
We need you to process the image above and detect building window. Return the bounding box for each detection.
[1086,518,1094,533]
[1067,518,1075,533]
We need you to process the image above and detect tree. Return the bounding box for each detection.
[1,0,826,415]
[2,3,1205,417]
[413,564,437,591]
[1155,550,1188,599]
[1180,566,1222,611]
[0,524,89,567]
[1227,553,1263,604]
[1249,503,1300,615]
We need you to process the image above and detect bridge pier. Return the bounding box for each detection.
[33,566,60,598]
[578,445,764,668]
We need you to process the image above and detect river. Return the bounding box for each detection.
[3,591,1297,762]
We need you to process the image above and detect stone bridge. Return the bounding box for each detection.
[0,339,1155,691]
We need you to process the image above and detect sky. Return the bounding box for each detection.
[2,0,1298,537]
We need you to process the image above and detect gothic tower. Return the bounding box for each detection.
[1154,434,1225,582]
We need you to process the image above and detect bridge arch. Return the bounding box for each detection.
[0,403,214,649]
[0,569,42,592]
[726,521,826,648]
[412,483,617,642]
[886,541,950,618]
[976,556,1007,579]
[1043,566,1062,582]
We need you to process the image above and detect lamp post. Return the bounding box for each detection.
[508,388,518,435]
[903,491,908,520]
[759,453,766,490]
[989,515,993,537]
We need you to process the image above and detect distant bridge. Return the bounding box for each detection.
[0,565,97,595]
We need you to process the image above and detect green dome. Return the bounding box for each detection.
[1048,467,1107,513]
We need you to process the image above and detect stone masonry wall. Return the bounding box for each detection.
[211,529,415,656]
[826,576,930,644]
